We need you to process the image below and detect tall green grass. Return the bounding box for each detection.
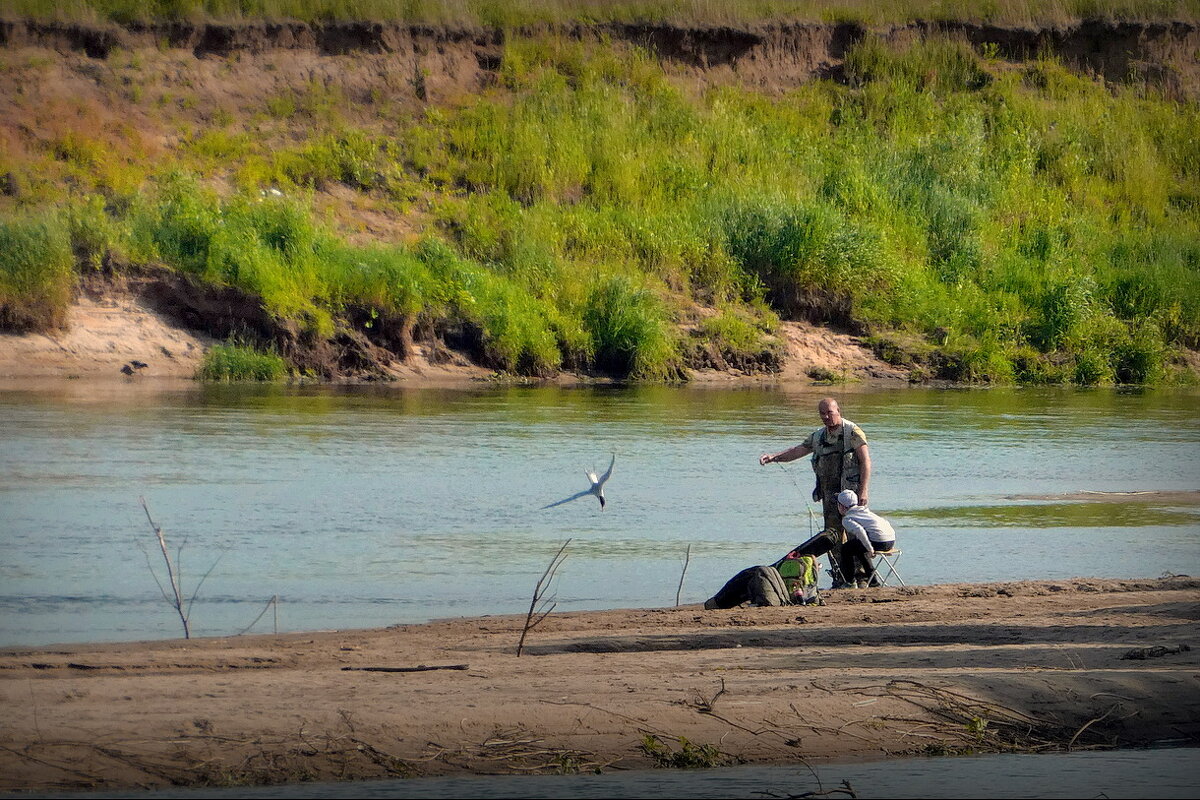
[0,214,74,330]
[1,32,1197,384]
[197,341,287,380]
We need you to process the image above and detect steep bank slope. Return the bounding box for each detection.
[2,18,1197,100]
[1,18,1197,384]
[0,281,906,384]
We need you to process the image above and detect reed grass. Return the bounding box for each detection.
[0,213,74,331]
[0,30,1196,383]
[197,341,288,380]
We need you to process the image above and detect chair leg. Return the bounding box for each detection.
[827,557,849,588]
[877,554,905,587]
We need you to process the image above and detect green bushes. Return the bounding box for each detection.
[65,195,130,271]
[583,274,680,379]
[443,256,564,375]
[135,174,335,336]
[276,131,396,192]
[321,240,433,320]
[845,35,991,93]
[716,198,891,328]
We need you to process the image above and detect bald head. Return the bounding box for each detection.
[818,397,842,430]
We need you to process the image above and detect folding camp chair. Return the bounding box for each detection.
[870,548,905,587]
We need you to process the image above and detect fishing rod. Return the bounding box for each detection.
[773,461,817,539]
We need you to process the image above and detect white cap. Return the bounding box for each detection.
[836,489,859,508]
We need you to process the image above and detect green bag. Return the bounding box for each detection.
[775,554,820,605]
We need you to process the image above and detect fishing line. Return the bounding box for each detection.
[773,461,817,539]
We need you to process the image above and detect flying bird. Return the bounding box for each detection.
[541,453,616,511]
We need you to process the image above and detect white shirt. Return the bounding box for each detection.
[841,505,896,555]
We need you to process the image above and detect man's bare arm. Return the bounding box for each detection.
[761,443,812,466]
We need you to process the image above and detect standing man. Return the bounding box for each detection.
[759,397,872,588]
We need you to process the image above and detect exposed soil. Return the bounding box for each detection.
[0,279,907,385]
[0,576,1196,793]
[1,18,1197,100]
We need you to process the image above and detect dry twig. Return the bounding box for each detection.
[138,497,223,639]
[517,539,570,657]
[693,677,727,713]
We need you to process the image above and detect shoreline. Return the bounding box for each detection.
[0,284,912,389]
[2,287,1196,391]
[2,576,1197,793]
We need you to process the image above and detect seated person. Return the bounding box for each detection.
[834,489,896,588]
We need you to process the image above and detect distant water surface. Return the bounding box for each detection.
[1,381,1197,646]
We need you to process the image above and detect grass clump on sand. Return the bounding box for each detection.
[639,734,731,769]
[197,342,287,381]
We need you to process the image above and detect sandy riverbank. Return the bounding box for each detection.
[0,283,910,388]
[0,576,1197,793]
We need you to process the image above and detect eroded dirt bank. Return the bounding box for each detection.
[0,577,1197,792]
[2,18,1197,99]
[0,278,907,384]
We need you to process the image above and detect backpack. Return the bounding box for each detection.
[774,554,821,605]
[745,565,791,607]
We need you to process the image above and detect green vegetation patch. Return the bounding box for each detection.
[197,342,287,381]
[0,214,74,331]
[639,734,732,769]
[1,30,1197,384]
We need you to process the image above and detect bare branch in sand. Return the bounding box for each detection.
[237,595,279,636]
[676,543,691,606]
[138,497,224,640]
[517,539,570,657]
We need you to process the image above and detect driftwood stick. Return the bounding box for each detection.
[185,551,225,621]
[676,543,691,606]
[341,665,469,673]
[1068,704,1117,749]
[237,595,279,636]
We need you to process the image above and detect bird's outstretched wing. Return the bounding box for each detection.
[540,490,592,510]
[597,452,615,485]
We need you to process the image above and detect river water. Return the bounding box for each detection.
[1,380,1198,646]
[22,746,1200,798]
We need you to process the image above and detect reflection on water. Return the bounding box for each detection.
[1,382,1198,646]
[33,747,1200,799]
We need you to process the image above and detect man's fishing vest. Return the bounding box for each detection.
[808,419,865,499]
